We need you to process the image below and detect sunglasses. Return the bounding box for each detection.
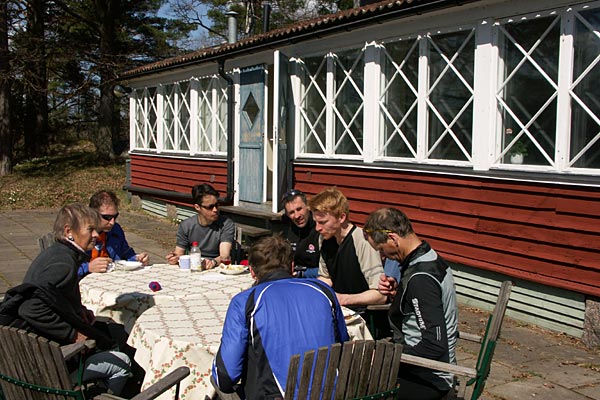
[363,228,393,240]
[281,189,304,203]
[100,213,119,221]
[200,203,219,210]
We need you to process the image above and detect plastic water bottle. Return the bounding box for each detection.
[190,241,202,271]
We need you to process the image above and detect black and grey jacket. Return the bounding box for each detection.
[389,241,458,391]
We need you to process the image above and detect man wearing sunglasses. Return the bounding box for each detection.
[77,190,149,279]
[281,189,320,278]
[166,183,234,269]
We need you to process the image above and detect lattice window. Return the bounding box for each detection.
[298,55,327,154]
[570,7,600,169]
[495,16,560,166]
[297,48,365,157]
[133,87,157,149]
[163,82,191,151]
[427,30,475,162]
[380,39,419,158]
[196,75,227,153]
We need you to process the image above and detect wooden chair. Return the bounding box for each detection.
[284,340,403,400]
[401,280,514,400]
[0,326,189,400]
[38,232,56,252]
[0,325,94,399]
[94,366,190,400]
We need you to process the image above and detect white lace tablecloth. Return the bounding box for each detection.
[127,288,372,400]
[79,264,253,332]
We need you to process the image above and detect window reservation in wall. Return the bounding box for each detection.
[292,2,600,175]
[132,75,227,155]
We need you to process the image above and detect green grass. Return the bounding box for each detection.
[0,151,127,210]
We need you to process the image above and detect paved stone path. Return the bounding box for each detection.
[0,208,598,399]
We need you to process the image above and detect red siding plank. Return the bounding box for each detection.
[293,164,600,296]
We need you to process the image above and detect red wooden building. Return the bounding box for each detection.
[120,0,600,340]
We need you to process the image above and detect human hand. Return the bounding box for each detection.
[136,252,150,266]
[75,331,89,343]
[378,273,397,298]
[203,258,217,270]
[166,251,179,265]
[89,257,113,273]
[336,293,350,306]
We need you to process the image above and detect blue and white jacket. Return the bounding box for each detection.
[212,270,349,399]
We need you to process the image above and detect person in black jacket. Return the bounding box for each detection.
[364,207,458,400]
[1,203,131,395]
[281,189,321,278]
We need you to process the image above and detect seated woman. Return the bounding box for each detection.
[0,203,131,395]
[166,183,235,269]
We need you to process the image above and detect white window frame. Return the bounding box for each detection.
[130,75,228,156]
[289,1,600,176]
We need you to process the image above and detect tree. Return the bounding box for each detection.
[0,0,11,175]
[169,0,354,46]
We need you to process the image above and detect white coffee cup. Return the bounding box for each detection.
[179,255,191,271]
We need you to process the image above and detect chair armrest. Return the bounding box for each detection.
[61,339,96,360]
[366,304,391,311]
[401,354,477,378]
[130,366,190,400]
[459,331,482,343]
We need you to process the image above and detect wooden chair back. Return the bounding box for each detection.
[284,340,403,400]
[467,280,513,399]
[0,326,83,400]
[38,232,56,253]
[399,280,513,400]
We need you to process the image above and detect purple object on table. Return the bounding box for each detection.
[149,281,162,292]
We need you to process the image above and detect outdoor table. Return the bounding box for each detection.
[79,264,253,332]
[126,276,372,400]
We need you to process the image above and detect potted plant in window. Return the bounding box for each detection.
[509,140,528,164]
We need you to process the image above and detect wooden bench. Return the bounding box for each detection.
[0,326,189,400]
[38,232,56,252]
[284,340,403,400]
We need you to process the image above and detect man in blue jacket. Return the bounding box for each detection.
[212,235,349,399]
[77,190,149,279]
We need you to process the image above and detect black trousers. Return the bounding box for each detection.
[397,373,450,400]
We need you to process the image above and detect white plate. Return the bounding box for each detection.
[218,265,248,275]
[115,261,143,271]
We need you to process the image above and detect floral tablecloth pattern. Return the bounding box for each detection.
[79,264,252,332]
[128,294,372,400]
[81,265,371,400]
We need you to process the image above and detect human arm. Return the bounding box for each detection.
[166,247,185,265]
[402,275,449,360]
[336,289,386,307]
[106,224,136,262]
[211,294,249,393]
[205,241,233,269]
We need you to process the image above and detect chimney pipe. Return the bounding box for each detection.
[262,1,271,33]
[225,10,238,44]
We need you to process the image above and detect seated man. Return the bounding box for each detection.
[281,189,320,278]
[308,187,386,309]
[78,190,149,279]
[211,235,349,399]
[166,183,235,269]
[364,207,458,400]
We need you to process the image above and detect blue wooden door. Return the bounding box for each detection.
[239,66,265,203]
